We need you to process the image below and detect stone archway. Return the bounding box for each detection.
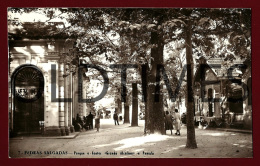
[11,65,44,135]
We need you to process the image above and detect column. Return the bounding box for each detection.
[78,70,84,119]
[64,74,70,135]
[44,61,62,136]
[58,62,66,136]
[69,72,75,133]
[73,72,79,118]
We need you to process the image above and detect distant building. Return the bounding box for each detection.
[193,57,252,129]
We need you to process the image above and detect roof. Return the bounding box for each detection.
[194,62,218,83]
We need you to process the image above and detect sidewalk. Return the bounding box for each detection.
[205,127,252,134]
[10,119,119,140]
[9,119,253,158]
[10,132,81,140]
[35,132,81,139]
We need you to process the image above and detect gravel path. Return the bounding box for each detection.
[9,119,253,158]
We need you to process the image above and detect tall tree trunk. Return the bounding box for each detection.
[147,31,165,134]
[124,105,130,123]
[131,83,138,126]
[140,63,150,134]
[124,95,130,123]
[185,21,197,148]
[117,98,122,114]
[144,101,149,133]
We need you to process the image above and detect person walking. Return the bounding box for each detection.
[87,112,94,129]
[174,109,181,135]
[113,112,119,125]
[165,111,174,135]
[95,112,100,132]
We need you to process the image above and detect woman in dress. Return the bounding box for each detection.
[174,109,181,135]
[165,111,174,135]
[95,112,100,132]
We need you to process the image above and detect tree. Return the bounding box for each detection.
[8,8,251,149]
[176,8,251,148]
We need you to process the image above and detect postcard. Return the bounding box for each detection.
[7,7,252,159]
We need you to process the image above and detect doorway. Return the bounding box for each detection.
[12,65,44,135]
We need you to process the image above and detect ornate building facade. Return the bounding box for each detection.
[9,39,90,136]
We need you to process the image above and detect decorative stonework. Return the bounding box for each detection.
[9,39,79,137]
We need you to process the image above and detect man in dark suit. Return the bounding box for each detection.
[87,112,94,129]
[113,112,119,125]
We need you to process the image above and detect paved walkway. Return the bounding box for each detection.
[207,127,252,134]
[9,119,253,158]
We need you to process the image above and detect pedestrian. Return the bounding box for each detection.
[173,109,181,135]
[113,112,119,125]
[83,116,87,130]
[76,114,84,130]
[181,112,186,124]
[72,118,81,132]
[87,112,94,129]
[95,112,100,132]
[165,111,174,135]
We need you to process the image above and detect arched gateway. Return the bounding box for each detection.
[11,65,44,135]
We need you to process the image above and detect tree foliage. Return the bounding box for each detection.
[8,8,251,149]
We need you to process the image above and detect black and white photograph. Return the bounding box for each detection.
[8,8,252,158]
